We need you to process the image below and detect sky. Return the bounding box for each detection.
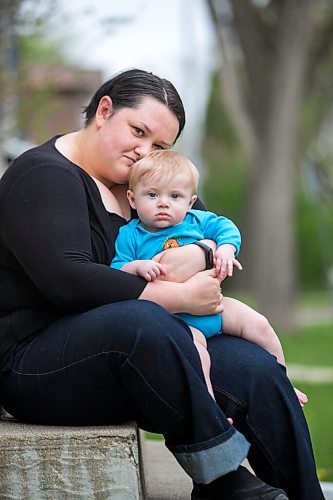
[48,0,216,84]
[43,0,219,173]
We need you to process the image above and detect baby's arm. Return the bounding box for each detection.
[214,244,243,280]
[121,260,167,282]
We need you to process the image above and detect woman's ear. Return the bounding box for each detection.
[96,96,113,127]
[189,194,197,209]
[127,189,136,209]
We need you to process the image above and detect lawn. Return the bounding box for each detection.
[295,382,333,481]
[281,321,333,366]
[280,322,333,481]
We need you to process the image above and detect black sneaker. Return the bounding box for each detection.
[191,466,289,499]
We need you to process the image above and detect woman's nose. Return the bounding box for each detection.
[134,143,153,159]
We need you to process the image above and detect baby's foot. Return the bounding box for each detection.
[294,387,308,407]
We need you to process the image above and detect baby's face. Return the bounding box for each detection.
[128,172,197,231]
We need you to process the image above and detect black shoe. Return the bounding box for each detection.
[191,466,289,499]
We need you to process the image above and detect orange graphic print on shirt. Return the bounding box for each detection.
[163,238,183,250]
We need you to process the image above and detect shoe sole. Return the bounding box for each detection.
[192,492,289,500]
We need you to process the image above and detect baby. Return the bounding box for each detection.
[111,149,307,406]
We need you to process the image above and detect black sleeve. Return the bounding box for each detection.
[2,165,147,312]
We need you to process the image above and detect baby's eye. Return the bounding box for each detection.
[171,193,180,199]
[148,192,157,198]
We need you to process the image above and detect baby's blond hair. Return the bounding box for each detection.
[129,150,199,195]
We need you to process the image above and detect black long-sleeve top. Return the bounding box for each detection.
[0,136,206,374]
[0,136,150,372]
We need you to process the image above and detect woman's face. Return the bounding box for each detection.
[92,96,180,186]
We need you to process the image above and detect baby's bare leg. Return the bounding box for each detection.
[190,327,215,400]
[222,297,286,366]
[222,298,308,407]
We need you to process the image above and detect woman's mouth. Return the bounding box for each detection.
[123,155,136,166]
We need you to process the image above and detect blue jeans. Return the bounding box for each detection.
[208,335,324,499]
[0,300,323,499]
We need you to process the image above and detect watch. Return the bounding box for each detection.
[193,241,214,270]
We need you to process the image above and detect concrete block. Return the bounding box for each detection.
[0,420,145,499]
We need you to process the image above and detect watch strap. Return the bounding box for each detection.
[193,241,214,270]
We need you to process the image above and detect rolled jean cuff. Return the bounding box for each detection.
[167,427,250,484]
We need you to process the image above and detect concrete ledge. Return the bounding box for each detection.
[0,419,145,499]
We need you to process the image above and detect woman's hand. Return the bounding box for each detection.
[182,270,224,316]
[153,240,217,283]
[139,269,223,316]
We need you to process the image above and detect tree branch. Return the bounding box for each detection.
[207,0,257,164]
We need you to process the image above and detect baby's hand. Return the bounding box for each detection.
[294,387,308,407]
[214,244,243,280]
[136,260,167,282]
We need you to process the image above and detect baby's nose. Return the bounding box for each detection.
[158,197,169,207]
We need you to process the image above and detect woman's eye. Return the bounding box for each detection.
[134,127,144,137]
[148,192,157,198]
[153,144,164,150]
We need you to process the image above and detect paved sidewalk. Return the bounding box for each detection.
[143,438,333,499]
[142,438,192,499]
[288,364,333,383]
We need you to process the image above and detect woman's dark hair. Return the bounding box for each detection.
[83,68,186,142]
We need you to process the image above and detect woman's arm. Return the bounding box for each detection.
[139,269,224,316]
[2,165,147,312]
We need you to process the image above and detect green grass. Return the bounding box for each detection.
[144,431,163,441]
[298,382,333,481]
[281,322,333,481]
[297,290,333,308]
[281,322,333,366]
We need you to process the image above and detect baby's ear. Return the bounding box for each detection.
[127,189,136,209]
[189,194,197,208]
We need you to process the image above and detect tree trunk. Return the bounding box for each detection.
[243,0,315,329]
[208,0,315,330]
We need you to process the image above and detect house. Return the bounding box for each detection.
[18,65,102,145]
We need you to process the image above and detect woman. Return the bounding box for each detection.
[0,68,323,499]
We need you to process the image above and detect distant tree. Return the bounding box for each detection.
[0,0,133,169]
[207,0,329,330]
[0,0,57,169]
[0,0,20,172]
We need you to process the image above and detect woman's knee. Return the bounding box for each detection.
[209,335,282,385]
[208,336,290,414]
